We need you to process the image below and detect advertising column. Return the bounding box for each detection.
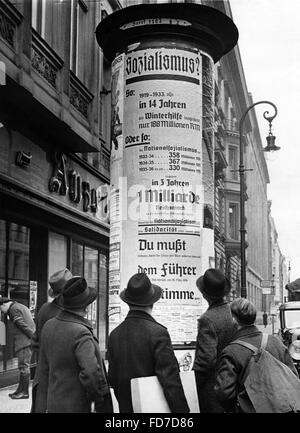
[96,4,238,345]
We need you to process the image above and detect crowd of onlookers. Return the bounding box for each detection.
[0,267,298,413]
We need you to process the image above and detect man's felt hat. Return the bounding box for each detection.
[49,268,73,297]
[62,276,97,310]
[119,273,162,306]
[196,268,231,299]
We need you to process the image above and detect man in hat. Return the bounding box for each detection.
[0,297,36,399]
[33,268,73,349]
[35,276,111,413]
[31,268,72,412]
[214,298,298,413]
[107,272,190,413]
[192,268,235,413]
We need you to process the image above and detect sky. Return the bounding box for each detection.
[229,0,300,282]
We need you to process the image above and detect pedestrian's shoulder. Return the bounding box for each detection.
[267,333,284,348]
[220,340,240,360]
[36,301,52,317]
[152,319,168,331]
[131,316,169,339]
[10,301,30,315]
[41,315,57,331]
[197,313,212,326]
[202,303,232,324]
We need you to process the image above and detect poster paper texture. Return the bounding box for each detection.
[109,45,213,343]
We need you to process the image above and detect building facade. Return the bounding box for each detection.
[0,0,287,386]
[268,201,288,310]
[0,0,120,387]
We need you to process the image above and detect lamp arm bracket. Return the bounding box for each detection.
[240,100,278,134]
[263,110,277,124]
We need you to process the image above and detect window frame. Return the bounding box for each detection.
[228,201,240,241]
[70,0,88,77]
[228,144,239,181]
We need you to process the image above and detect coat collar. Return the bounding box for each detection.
[207,299,228,309]
[232,324,261,340]
[126,309,157,323]
[56,310,94,332]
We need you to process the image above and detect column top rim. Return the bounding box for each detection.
[96,3,239,63]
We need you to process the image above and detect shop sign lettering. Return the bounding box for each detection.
[48,152,98,213]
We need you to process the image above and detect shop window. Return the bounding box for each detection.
[0,220,6,298]
[0,222,30,373]
[69,242,108,345]
[71,242,84,276]
[84,247,98,335]
[48,232,68,296]
[47,235,108,347]
[8,223,30,304]
[0,220,6,372]
[98,254,108,349]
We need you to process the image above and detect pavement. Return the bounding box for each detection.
[0,382,32,413]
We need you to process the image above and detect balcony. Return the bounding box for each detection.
[225,118,239,132]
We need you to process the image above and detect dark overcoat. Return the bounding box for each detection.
[31,297,64,411]
[214,325,298,413]
[8,302,36,353]
[33,296,63,352]
[107,310,190,413]
[35,310,110,413]
[192,300,235,413]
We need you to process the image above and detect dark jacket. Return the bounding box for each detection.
[32,297,63,351]
[192,300,235,413]
[107,309,190,413]
[7,302,35,353]
[214,325,298,413]
[35,310,110,413]
[32,297,64,391]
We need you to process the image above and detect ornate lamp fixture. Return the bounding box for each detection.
[239,101,279,298]
[263,107,280,152]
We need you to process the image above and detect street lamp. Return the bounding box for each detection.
[239,101,279,298]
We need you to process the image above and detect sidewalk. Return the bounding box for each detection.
[256,320,279,335]
[0,382,32,413]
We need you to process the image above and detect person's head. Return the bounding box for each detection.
[61,276,97,316]
[119,272,162,312]
[196,268,231,304]
[230,298,257,327]
[0,298,13,314]
[48,268,73,298]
